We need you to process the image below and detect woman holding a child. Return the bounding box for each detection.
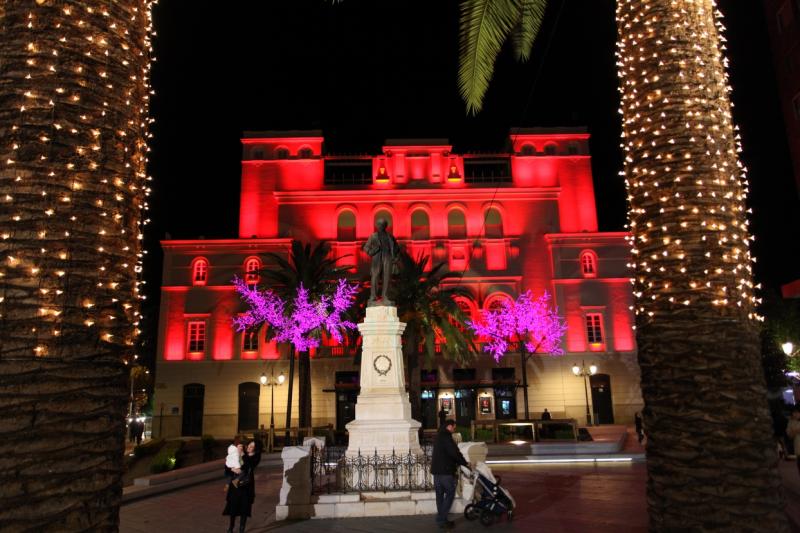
[223,438,261,533]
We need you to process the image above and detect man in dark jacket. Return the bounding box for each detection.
[431,419,469,529]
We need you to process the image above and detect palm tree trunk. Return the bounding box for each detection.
[0,2,152,530]
[616,1,786,529]
[284,346,295,444]
[404,331,422,424]
[298,349,312,429]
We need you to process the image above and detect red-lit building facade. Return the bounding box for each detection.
[153,129,642,438]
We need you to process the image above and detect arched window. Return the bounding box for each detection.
[580,250,597,278]
[520,144,535,156]
[298,147,313,159]
[451,297,474,333]
[374,210,393,233]
[544,143,557,156]
[275,147,289,160]
[192,258,208,286]
[252,148,265,160]
[484,292,513,312]
[244,257,261,284]
[410,210,430,240]
[567,142,579,155]
[447,209,466,239]
[337,210,357,241]
[485,208,503,238]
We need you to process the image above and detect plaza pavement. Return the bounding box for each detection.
[120,433,800,533]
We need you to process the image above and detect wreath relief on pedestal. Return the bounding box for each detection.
[373,354,392,376]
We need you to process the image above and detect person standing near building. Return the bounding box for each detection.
[541,408,552,421]
[438,406,447,428]
[431,419,469,529]
[787,408,800,474]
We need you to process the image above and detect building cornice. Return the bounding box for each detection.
[161,238,293,250]
[273,188,560,204]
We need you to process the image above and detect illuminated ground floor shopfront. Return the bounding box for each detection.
[152,351,643,440]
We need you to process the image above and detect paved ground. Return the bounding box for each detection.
[121,462,647,533]
[120,430,799,533]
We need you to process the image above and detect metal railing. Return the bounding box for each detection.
[310,445,434,494]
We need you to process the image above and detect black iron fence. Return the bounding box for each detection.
[310,445,434,494]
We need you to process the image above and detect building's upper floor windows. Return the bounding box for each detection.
[544,143,557,156]
[484,292,513,312]
[192,258,209,286]
[567,142,579,155]
[298,147,313,159]
[520,143,535,156]
[447,209,467,239]
[411,210,430,240]
[464,158,512,184]
[187,321,206,353]
[580,250,598,278]
[275,147,290,160]
[337,210,357,241]
[585,313,604,347]
[244,257,261,284]
[324,159,372,186]
[484,208,503,238]
[253,148,265,160]
[243,329,259,352]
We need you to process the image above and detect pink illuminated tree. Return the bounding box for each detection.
[232,276,358,353]
[468,291,567,419]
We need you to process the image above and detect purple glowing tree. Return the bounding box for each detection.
[468,290,567,419]
[232,276,359,353]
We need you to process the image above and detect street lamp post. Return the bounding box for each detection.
[260,370,285,452]
[572,360,597,426]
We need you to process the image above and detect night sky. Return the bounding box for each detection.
[140,0,800,361]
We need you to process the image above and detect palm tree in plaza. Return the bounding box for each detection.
[0,1,154,530]
[261,240,351,432]
[459,0,786,529]
[393,251,477,425]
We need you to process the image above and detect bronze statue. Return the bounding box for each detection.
[363,218,399,305]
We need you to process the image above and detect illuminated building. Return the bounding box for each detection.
[152,129,642,438]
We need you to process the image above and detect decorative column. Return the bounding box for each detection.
[346,305,422,457]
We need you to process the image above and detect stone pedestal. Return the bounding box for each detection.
[346,305,422,457]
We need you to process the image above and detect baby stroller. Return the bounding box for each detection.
[463,463,516,526]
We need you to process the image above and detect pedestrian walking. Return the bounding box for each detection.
[431,419,469,529]
[224,440,257,532]
[786,407,800,475]
[133,419,145,445]
[438,406,447,428]
[634,412,644,444]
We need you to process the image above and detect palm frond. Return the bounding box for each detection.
[458,0,522,115]
[511,0,546,62]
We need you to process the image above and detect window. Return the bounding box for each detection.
[544,143,557,156]
[580,250,598,278]
[192,258,208,286]
[187,321,206,353]
[252,148,265,160]
[585,313,604,346]
[447,209,466,239]
[298,147,313,159]
[242,329,259,352]
[567,142,579,155]
[374,210,393,233]
[410,210,430,240]
[484,208,503,238]
[484,293,512,312]
[337,210,357,241]
[520,143,535,156]
[275,147,289,159]
[244,257,261,284]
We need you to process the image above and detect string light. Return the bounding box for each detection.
[616,0,760,324]
[1,3,156,364]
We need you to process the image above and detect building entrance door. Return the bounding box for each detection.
[238,382,260,432]
[421,389,437,429]
[182,383,205,436]
[590,374,615,424]
[336,390,358,432]
[455,389,475,428]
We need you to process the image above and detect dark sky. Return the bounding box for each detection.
[142,0,800,353]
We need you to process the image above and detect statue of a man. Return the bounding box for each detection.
[362,218,399,305]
